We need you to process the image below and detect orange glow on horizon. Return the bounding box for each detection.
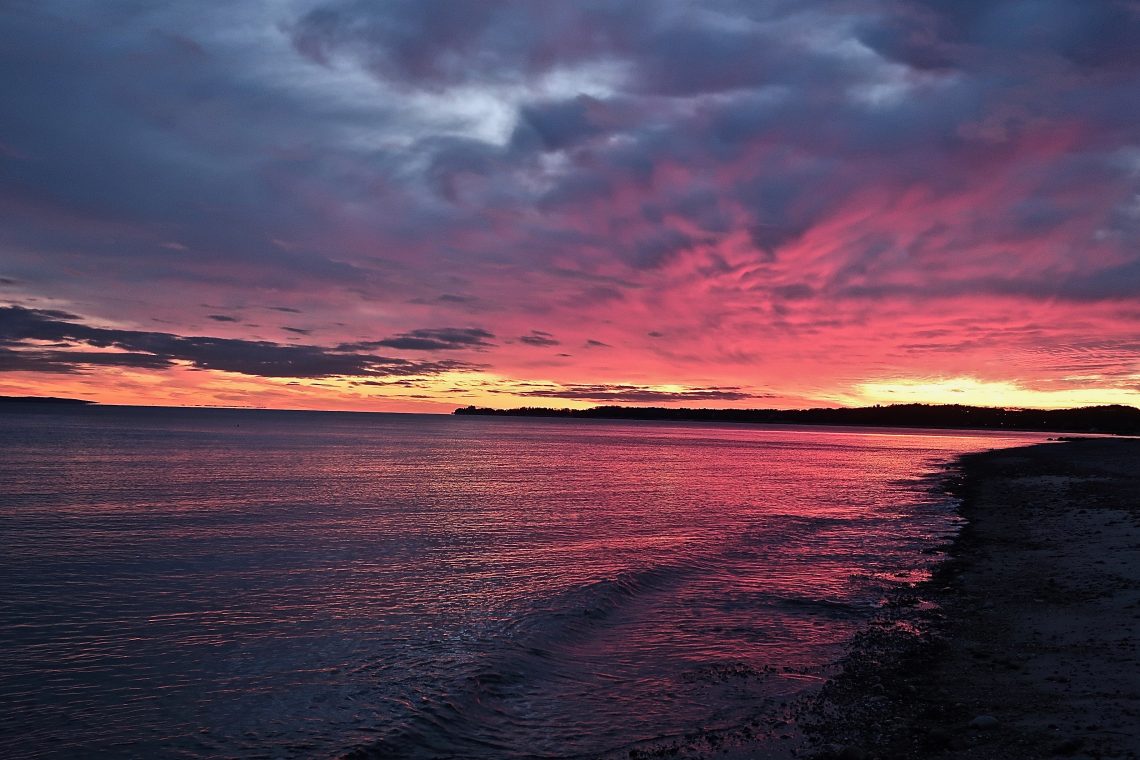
[4,366,1138,414]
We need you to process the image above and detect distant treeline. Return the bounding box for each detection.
[454,403,1140,435]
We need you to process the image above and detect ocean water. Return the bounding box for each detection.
[0,406,1050,759]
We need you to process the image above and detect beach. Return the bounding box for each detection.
[802,438,1140,759]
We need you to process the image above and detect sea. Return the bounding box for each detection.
[0,405,1051,759]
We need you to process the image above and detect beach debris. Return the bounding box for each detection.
[968,714,1000,729]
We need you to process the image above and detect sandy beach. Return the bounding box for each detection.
[801,438,1140,759]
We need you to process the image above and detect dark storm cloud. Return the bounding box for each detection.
[512,384,765,403]
[861,0,1140,74]
[341,327,495,351]
[8,1,1136,288]
[289,0,844,97]
[292,0,523,89]
[0,3,393,301]
[1,0,1138,366]
[512,96,607,152]
[208,315,239,322]
[0,306,475,378]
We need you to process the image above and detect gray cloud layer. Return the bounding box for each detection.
[1,0,1137,384]
[0,306,476,378]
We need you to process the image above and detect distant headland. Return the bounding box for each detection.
[454,402,1140,436]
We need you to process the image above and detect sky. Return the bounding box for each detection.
[1,0,1139,413]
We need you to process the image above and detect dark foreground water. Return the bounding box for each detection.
[0,406,1051,759]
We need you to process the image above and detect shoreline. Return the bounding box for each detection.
[6,399,1140,438]
[799,437,1140,759]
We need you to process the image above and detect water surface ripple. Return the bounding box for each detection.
[0,407,1049,758]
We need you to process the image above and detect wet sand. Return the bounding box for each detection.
[800,438,1140,759]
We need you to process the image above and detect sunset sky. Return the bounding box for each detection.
[2,1,1139,412]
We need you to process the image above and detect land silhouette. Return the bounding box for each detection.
[5,396,1137,435]
[455,402,1140,436]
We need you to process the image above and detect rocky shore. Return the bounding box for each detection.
[799,438,1140,760]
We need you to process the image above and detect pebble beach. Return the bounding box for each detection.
[801,438,1140,760]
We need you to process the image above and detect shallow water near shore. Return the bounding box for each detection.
[0,406,1052,758]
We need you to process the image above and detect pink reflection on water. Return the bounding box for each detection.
[0,408,1052,758]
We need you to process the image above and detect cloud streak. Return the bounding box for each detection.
[508,383,767,403]
[341,327,495,352]
[0,306,476,379]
